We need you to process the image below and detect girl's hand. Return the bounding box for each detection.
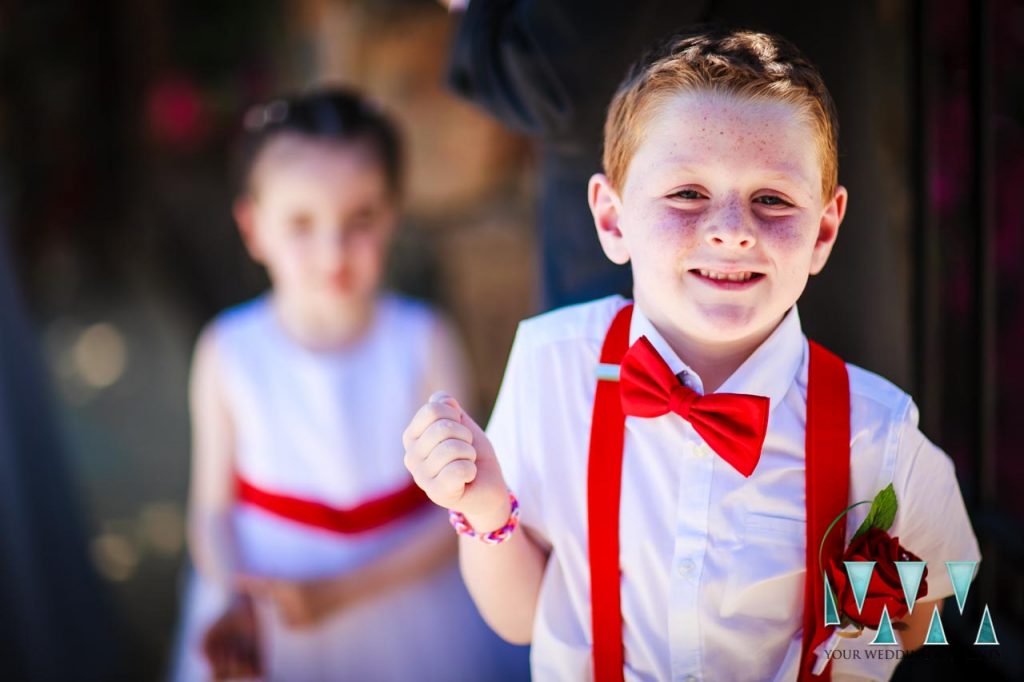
[239,576,328,629]
[402,391,512,533]
[201,592,262,680]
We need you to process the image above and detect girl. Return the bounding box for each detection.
[173,89,519,681]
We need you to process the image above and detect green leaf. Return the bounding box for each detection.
[852,483,898,540]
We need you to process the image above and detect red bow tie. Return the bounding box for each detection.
[619,336,770,477]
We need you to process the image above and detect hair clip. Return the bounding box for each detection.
[242,98,290,131]
[264,99,289,125]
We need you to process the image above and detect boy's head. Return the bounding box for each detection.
[234,88,403,309]
[589,27,848,352]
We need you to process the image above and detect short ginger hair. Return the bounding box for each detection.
[603,26,839,201]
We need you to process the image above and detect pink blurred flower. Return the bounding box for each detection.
[145,74,208,149]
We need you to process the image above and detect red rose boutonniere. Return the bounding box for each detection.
[821,483,929,636]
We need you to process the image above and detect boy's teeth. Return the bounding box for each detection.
[698,269,754,282]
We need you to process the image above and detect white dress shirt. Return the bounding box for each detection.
[486,295,982,682]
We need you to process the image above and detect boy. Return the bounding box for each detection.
[403,27,981,681]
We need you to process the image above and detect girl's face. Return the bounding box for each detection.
[240,134,397,311]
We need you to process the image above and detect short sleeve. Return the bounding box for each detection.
[889,401,982,603]
[485,321,549,544]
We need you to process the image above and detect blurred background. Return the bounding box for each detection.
[0,0,1021,680]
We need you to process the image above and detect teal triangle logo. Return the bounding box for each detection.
[823,573,840,626]
[946,561,977,614]
[844,561,876,614]
[924,603,948,645]
[974,605,999,645]
[895,561,927,614]
[870,604,899,645]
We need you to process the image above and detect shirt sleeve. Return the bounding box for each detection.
[889,400,983,603]
[485,320,549,544]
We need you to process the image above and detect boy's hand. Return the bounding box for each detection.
[403,391,511,533]
[201,592,262,680]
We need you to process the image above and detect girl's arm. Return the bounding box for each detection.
[188,325,264,678]
[187,325,239,587]
[241,508,457,627]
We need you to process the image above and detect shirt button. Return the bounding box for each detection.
[694,444,710,458]
[677,559,695,576]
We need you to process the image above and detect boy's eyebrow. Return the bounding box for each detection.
[652,160,815,194]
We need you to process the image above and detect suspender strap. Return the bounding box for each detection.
[587,306,851,681]
[588,304,633,682]
[799,340,851,681]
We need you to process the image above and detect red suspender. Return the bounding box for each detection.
[235,474,430,535]
[588,304,633,682]
[587,305,851,682]
[800,341,851,681]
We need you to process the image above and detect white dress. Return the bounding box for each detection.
[171,293,529,682]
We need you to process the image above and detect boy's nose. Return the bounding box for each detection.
[704,206,757,249]
[705,230,756,249]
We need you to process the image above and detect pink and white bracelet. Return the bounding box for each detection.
[448,491,520,544]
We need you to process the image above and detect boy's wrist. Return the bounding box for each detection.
[455,476,513,531]
[462,504,511,535]
[453,492,517,540]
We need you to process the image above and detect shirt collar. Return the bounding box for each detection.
[628,303,806,415]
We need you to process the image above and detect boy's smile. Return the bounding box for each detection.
[590,91,847,388]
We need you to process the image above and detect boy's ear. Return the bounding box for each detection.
[809,185,848,276]
[233,196,265,264]
[589,173,630,265]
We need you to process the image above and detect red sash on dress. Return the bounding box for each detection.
[235,473,430,535]
[587,303,850,681]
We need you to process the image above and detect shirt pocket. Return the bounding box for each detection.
[720,510,807,623]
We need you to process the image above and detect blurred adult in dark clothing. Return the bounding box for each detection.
[0,219,121,680]
[447,0,710,309]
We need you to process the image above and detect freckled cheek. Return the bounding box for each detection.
[757,220,819,286]
[629,209,703,250]
[623,215,699,288]
[756,218,816,253]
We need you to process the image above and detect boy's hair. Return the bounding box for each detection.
[603,26,839,201]
[236,87,403,197]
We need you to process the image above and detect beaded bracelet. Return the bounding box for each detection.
[448,491,520,544]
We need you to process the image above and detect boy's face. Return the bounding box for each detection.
[238,135,396,311]
[590,91,847,350]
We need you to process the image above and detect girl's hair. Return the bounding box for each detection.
[604,26,839,201]
[235,87,403,197]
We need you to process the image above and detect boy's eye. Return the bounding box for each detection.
[673,189,706,200]
[754,195,792,207]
